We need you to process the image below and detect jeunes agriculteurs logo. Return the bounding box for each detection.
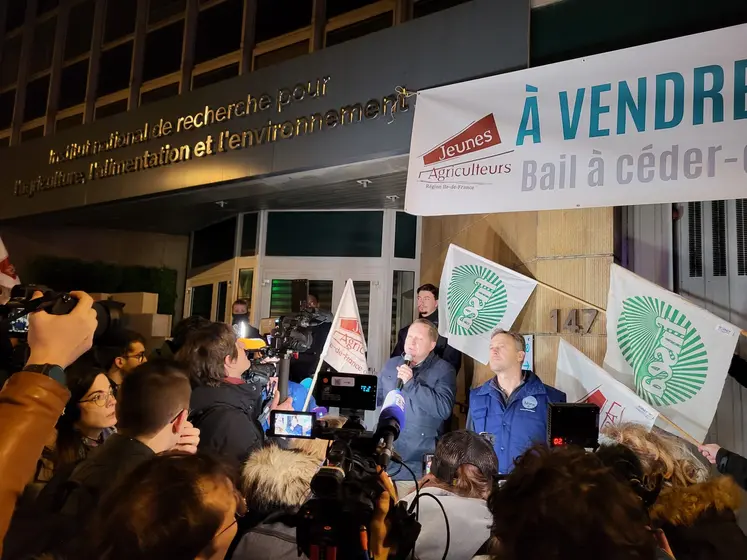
[447,265,508,336]
[617,296,708,407]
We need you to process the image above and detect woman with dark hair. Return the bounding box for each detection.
[31,365,116,494]
[404,430,498,560]
[73,451,244,560]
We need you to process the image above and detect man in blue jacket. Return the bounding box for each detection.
[378,319,457,480]
[468,329,566,474]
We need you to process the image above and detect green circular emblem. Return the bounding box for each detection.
[617,296,708,407]
[447,265,508,336]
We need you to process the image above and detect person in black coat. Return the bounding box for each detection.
[176,322,293,467]
[391,284,462,374]
[699,443,747,491]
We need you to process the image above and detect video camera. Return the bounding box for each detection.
[267,372,420,559]
[0,285,122,342]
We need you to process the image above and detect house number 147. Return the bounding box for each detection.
[549,309,598,334]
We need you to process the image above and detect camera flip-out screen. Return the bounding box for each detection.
[314,373,378,411]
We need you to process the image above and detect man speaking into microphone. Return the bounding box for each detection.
[377,319,456,480]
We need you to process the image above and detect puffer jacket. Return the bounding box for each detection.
[0,371,69,556]
[650,475,747,560]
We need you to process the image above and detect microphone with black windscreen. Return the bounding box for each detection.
[397,352,413,391]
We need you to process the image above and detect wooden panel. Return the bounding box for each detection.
[537,207,614,257]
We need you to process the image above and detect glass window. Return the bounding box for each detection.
[5,2,26,31]
[143,19,184,81]
[391,271,415,350]
[149,0,186,24]
[56,112,83,131]
[37,0,59,16]
[353,280,371,338]
[253,40,309,70]
[270,279,334,316]
[256,0,312,43]
[0,36,22,87]
[238,269,254,310]
[190,284,214,319]
[192,63,238,90]
[216,281,228,323]
[394,211,417,259]
[414,0,472,18]
[95,98,128,120]
[327,0,378,18]
[20,125,45,142]
[0,136,9,148]
[140,82,179,106]
[58,59,89,109]
[30,17,57,74]
[104,0,137,43]
[24,75,50,122]
[191,217,237,269]
[326,12,392,48]
[266,211,383,257]
[65,0,95,60]
[0,89,15,129]
[194,0,242,64]
[97,42,133,97]
[240,213,258,256]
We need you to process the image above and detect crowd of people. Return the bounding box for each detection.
[0,287,745,560]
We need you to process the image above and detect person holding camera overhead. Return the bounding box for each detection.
[468,329,566,475]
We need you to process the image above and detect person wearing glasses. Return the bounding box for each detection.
[23,360,200,548]
[100,329,148,394]
[28,365,117,498]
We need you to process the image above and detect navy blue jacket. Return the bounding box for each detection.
[468,371,566,474]
[377,352,456,481]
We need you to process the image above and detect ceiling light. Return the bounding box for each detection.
[357,179,372,188]
[386,195,400,201]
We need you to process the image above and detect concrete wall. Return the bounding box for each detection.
[420,207,613,417]
[0,226,189,321]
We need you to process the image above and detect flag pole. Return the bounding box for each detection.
[655,413,701,447]
[535,279,747,337]
[302,356,324,412]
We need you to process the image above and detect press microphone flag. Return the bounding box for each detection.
[376,386,406,467]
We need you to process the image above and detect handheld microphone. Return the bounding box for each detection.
[397,353,413,391]
[376,386,406,468]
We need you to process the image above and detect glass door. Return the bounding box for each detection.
[184,272,233,323]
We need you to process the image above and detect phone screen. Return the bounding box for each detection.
[269,411,315,439]
[423,453,434,475]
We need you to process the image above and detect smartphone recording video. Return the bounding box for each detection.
[422,453,434,475]
[269,411,316,439]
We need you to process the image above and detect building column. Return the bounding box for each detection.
[310,0,326,52]
[83,0,106,124]
[11,0,38,144]
[179,0,199,94]
[45,1,71,133]
[239,0,257,74]
[128,0,148,109]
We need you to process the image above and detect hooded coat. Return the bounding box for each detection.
[650,476,747,560]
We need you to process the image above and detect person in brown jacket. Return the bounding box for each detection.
[0,291,97,556]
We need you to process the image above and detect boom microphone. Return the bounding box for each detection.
[397,353,413,391]
[375,386,406,468]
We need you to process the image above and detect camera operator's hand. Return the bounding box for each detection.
[173,420,200,455]
[269,387,294,412]
[396,364,413,386]
[370,469,398,560]
[26,291,97,369]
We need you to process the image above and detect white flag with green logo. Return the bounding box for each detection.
[438,244,537,365]
[603,264,740,443]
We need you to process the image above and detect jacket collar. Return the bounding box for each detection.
[475,370,547,397]
[410,351,438,370]
[423,309,439,326]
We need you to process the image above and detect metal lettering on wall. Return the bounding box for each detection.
[13,76,410,199]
